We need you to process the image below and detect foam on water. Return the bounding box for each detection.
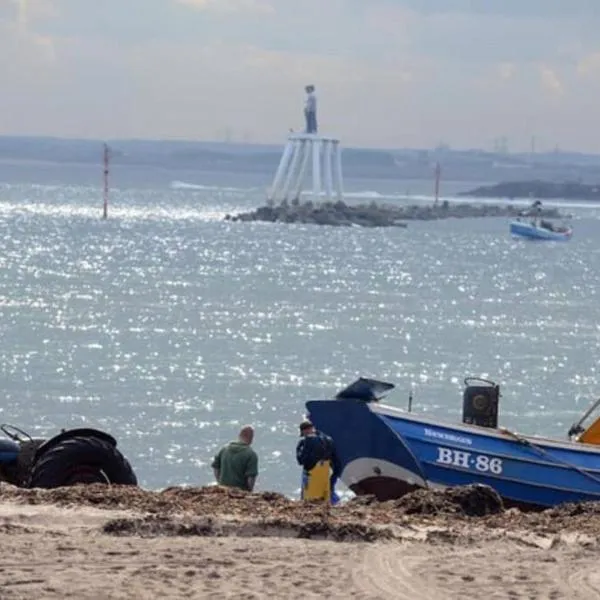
[170,180,258,194]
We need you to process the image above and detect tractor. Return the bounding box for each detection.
[0,424,137,488]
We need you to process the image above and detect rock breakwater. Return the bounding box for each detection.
[224,199,563,228]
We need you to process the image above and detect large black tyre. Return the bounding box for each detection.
[29,436,138,489]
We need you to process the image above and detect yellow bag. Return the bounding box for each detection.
[302,459,331,501]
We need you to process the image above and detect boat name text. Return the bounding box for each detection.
[424,428,472,446]
[435,446,503,475]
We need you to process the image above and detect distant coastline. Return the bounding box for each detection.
[1,135,600,185]
[459,180,600,201]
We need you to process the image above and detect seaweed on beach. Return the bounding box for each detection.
[4,482,600,539]
[389,485,505,517]
[101,513,392,542]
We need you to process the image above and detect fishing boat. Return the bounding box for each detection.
[510,218,572,241]
[305,377,600,509]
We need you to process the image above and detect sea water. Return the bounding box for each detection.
[1,172,600,497]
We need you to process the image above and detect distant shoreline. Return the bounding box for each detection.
[460,180,600,201]
[2,136,600,186]
[0,158,89,167]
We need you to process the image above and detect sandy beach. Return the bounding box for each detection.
[0,484,599,599]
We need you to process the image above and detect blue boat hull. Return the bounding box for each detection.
[305,399,600,508]
[510,221,572,241]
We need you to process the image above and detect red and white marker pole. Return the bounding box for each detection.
[434,162,441,205]
[102,143,110,219]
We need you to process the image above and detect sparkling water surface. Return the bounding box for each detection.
[1,176,600,496]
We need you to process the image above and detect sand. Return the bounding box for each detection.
[0,484,600,599]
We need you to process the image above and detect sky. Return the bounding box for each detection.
[1,0,600,151]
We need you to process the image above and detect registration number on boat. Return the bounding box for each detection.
[435,447,503,474]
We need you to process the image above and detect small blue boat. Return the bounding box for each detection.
[306,377,600,509]
[510,219,572,241]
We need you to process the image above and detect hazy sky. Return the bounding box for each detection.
[2,0,600,151]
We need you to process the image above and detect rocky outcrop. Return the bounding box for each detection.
[459,180,600,200]
[224,199,563,228]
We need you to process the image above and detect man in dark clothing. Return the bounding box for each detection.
[212,425,258,492]
[296,420,341,503]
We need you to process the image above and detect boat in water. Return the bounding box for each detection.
[305,377,600,509]
[510,199,572,241]
[510,218,572,241]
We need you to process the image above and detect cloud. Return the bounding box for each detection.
[9,0,57,28]
[577,52,600,77]
[177,0,274,13]
[539,65,564,95]
[15,0,27,31]
[498,63,516,81]
[367,6,596,68]
[2,0,600,151]
[376,0,600,20]
[0,0,56,66]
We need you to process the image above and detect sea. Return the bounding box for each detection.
[2,161,600,498]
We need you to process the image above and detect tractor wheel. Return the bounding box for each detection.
[29,436,138,489]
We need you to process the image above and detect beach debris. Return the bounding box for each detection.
[390,485,504,517]
[3,484,600,542]
[102,513,392,542]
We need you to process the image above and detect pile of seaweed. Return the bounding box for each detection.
[2,483,600,542]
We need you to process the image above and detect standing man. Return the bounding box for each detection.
[304,85,317,134]
[212,425,258,492]
[296,419,341,503]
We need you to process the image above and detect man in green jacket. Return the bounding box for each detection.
[211,425,258,492]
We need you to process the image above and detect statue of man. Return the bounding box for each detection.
[304,85,317,134]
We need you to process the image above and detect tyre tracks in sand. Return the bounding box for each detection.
[351,539,600,600]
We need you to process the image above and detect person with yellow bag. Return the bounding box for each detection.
[296,420,341,504]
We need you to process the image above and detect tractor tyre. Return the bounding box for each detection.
[29,436,138,488]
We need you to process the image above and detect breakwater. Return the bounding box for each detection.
[225,200,563,228]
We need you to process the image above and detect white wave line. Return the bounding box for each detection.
[0,202,232,222]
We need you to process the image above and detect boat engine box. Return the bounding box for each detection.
[462,378,500,429]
